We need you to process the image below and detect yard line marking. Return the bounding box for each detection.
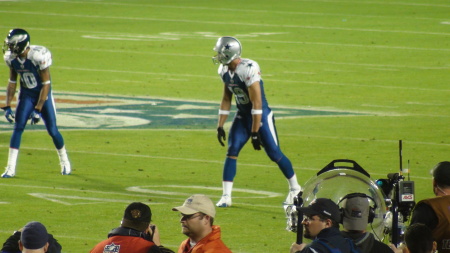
[0,11,448,36]
[0,144,438,180]
[46,46,448,70]
[18,1,448,21]
[51,66,450,92]
[296,0,450,8]
[28,193,157,206]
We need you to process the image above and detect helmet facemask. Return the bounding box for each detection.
[212,37,242,65]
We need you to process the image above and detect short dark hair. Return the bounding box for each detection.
[433,161,450,188]
[405,223,434,253]
[316,213,340,228]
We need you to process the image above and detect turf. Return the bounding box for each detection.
[0,0,448,252]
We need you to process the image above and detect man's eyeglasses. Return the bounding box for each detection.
[303,215,324,223]
[179,213,204,221]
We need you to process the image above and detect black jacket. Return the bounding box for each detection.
[1,231,62,253]
[297,227,358,253]
[341,231,393,253]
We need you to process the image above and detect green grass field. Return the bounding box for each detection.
[0,0,448,252]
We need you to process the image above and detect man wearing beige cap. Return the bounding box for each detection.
[339,193,392,253]
[172,194,232,253]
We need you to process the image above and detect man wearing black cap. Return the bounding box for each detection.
[90,202,174,253]
[18,221,49,253]
[290,198,358,253]
[409,161,450,253]
[1,223,61,253]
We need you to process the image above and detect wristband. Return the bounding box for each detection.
[8,79,17,84]
[42,80,51,85]
[251,109,263,115]
[219,109,230,115]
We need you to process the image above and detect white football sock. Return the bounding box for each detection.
[7,148,19,167]
[222,181,233,196]
[57,146,69,162]
[288,174,302,191]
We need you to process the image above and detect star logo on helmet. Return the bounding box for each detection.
[247,63,253,67]
[224,43,231,50]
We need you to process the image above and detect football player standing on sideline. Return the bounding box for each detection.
[1,28,71,177]
[212,36,302,207]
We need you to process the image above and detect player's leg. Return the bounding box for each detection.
[217,114,250,207]
[2,95,34,178]
[41,94,71,175]
[259,111,302,204]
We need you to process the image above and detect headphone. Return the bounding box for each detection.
[337,192,377,224]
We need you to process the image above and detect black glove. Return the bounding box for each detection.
[217,127,226,146]
[251,132,262,150]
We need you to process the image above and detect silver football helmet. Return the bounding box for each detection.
[212,36,242,65]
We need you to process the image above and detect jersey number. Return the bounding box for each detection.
[232,87,250,105]
[21,72,38,89]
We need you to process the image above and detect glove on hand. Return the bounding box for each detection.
[251,132,263,150]
[30,109,41,125]
[1,106,15,123]
[217,127,226,146]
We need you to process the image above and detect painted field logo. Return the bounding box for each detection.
[0,92,366,130]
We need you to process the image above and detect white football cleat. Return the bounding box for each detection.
[1,165,16,178]
[216,194,232,207]
[284,188,302,205]
[61,160,71,175]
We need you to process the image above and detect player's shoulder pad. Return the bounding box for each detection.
[3,50,14,67]
[29,45,52,69]
[218,64,228,76]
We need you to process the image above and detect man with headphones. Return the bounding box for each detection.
[339,193,393,253]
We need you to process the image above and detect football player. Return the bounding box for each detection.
[1,28,71,177]
[212,36,302,207]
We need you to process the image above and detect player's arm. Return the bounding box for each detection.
[248,81,263,150]
[35,67,51,111]
[248,81,262,132]
[1,68,18,123]
[218,85,232,128]
[217,85,232,146]
[5,68,18,107]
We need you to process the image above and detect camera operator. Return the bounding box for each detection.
[289,198,358,253]
[409,161,450,253]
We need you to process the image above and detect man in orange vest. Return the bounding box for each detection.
[410,161,450,253]
[172,194,232,253]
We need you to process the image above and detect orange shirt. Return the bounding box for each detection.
[178,225,232,253]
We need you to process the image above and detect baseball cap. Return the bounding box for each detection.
[432,161,450,186]
[121,202,152,231]
[299,198,340,222]
[172,194,216,218]
[20,221,48,250]
[342,196,369,231]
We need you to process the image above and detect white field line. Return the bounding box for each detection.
[0,11,448,36]
[18,0,450,20]
[295,0,450,8]
[46,47,448,70]
[0,143,440,180]
[0,183,284,209]
[52,66,450,93]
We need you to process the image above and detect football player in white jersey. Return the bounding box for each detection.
[212,36,302,207]
[1,28,71,177]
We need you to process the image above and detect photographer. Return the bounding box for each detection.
[90,202,174,253]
